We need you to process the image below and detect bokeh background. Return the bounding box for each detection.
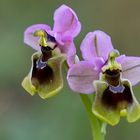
[0,0,140,140]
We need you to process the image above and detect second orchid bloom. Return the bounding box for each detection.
[67,31,140,125]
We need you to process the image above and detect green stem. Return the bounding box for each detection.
[64,62,106,139]
[80,94,105,140]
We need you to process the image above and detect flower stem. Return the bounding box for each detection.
[80,94,105,140]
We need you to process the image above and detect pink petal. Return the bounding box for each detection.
[58,42,76,67]
[80,30,114,62]
[53,4,81,38]
[67,61,100,94]
[117,56,140,86]
[24,24,51,50]
[67,42,76,67]
[55,33,72,46]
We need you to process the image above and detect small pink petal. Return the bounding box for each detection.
[53,4,81,38]
[80,30,114,62]
[55,33,72,46]
[58,42,76,67]
[117,56,140,86]
[24,24,51,50]
[67,61,100,94]
[66,42,76,66]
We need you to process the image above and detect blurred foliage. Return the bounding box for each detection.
[0,0,140,140]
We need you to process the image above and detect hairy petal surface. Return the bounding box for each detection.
[67,61,100,94]
[24,24,51,50]
[53,4,81,39]
[80,30,114,62]
[117,56,140,86]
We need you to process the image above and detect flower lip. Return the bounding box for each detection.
[92,79,140,126]
[22,52,66,99]
[102,84,133,110]
[32,58,54,86]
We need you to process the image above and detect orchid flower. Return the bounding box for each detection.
[67,30,140,125]
[22,5,81,99]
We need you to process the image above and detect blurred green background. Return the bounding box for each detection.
[0,0,140,140]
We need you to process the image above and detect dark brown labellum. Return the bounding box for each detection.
[102,84,133,109]
[31,58,54,86]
